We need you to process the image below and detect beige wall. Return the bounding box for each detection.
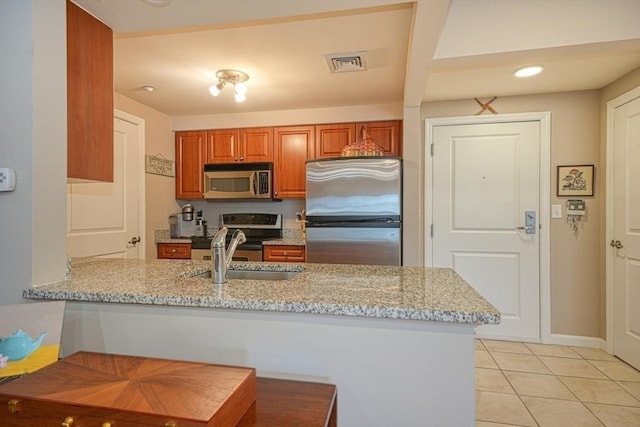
[1,0,67,305]
[114,93,179,259]
[419,91,602,338]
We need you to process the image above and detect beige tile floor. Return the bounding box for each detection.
[475,339,640,426]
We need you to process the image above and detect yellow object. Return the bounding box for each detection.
[0,344,60,377]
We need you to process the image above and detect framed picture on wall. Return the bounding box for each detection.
[557,165,594,197]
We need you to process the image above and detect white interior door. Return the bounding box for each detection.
[67,113,144,258]
[610,91,640,370]
[430,119,542,342]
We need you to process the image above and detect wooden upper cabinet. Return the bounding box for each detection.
[357,120,402,156]
[66,0,114,182]
[314,123,356,159]
[175,131,205,199]
[240,127,274,162]
[205,127,273,163]
[273,126,315,198]
[205,129,240,163]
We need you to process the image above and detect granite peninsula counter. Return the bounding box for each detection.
[24,258,499,426]
[24,258,499,324]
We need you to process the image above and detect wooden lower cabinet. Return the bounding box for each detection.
[0,353,337,427]
[157,242,191,259]
[263,245,305,262]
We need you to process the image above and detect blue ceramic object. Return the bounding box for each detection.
[0,329,47,361]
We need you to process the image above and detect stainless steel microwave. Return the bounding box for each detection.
[203,162,273,200]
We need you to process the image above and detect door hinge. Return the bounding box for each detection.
[430,143,434,157]
[430,224,434,237]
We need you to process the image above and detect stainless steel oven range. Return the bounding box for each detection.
[190,213,282,261]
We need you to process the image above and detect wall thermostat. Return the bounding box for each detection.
[0,167,16,192]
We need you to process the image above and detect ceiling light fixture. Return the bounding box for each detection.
[209,70,249,103]
[514,65,543,78]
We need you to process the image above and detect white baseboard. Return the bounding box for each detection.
[475,332,607,351]
[544,333,605,349]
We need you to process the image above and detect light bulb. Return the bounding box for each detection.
[234,93,246,103]
[514,66,543,78]
[209,81,225,96]
[234,82,247,95]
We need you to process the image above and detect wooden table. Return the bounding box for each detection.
[238,377,337,427]
[0,352,337,427]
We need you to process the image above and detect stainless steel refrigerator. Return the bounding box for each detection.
[305,156,402,265]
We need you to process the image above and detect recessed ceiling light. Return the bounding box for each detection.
[142,0,170,7]
[142,85,155,92]
[514,66,543,78]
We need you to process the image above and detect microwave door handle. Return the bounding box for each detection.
[250,171,257,196]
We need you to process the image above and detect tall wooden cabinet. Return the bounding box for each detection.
[175,131,206,199]
[66,0,114,182]
[273,126,315,198]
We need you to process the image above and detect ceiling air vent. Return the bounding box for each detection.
[324,51,368,73]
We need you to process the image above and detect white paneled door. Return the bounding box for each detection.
[429,118,542,341]
[67,112,144,258]
[610,90,640,370]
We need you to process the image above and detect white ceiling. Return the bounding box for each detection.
[73,0,640,117]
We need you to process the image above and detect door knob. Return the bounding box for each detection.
[129,236,141,245]
[610,239,624,249]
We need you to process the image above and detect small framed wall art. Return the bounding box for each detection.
[557,164,594,197]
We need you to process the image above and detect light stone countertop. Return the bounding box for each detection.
[154,229,305,246]
[23,258,500,325]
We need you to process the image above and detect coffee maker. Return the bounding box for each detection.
[169,204,197,237]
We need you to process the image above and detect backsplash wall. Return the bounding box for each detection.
[177,199,306,232]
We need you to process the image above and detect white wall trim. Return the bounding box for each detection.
[546,334,606,350]
[424,112,551,344]
[604,85,640,355]
[115,109,146,259]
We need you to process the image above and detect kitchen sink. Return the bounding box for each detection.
[192,270,300,281]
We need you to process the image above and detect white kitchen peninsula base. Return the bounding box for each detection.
[26,259,499,426]
[61,302,475,426]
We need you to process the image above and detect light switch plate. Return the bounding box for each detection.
[552,204,562,219]
[0,167,16,192]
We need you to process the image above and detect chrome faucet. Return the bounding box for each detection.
[211,227,246,284]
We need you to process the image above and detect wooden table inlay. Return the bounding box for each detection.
[0,352,337,426]
[0,351,256,427]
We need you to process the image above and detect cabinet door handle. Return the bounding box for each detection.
[8,399,20,413]
[62,416,74,427]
